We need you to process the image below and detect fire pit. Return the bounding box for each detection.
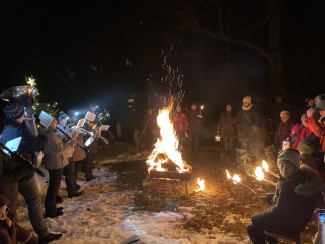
[146,106,192,195]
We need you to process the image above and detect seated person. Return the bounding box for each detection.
[247,149,323,244]
[0,194,37,244]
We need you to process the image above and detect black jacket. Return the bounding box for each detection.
[252,166,323,236]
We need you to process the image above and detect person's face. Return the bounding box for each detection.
[176,106,181,113]
[191,105,197,110]
[147,109,153,116]
[243,102,250,108]
[320,111,325,117]
[280,115,289,123]
[16,114,25,124]
[308,99,315,107]
[278,160,297,178]
[50,119,58,129]
[59,118,67,127]
[226,105,232,112]
[0,205,8,221]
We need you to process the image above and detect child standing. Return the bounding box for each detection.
[290,124,303,149]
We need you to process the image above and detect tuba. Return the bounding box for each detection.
[1,86,43,167]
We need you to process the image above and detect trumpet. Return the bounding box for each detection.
[56,127,89,152]
[76,127,109,144]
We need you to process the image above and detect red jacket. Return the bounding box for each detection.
[0,220,37,244]
[300,126,312,141]
[171,112,188,132]
[304,117,325,152]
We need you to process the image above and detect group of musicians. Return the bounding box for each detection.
[0,102,107,243]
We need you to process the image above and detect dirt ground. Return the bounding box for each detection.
[96,141,318,243]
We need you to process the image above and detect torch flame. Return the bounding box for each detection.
[226,170,241,184]
[255,166,264,181]
[262,160,269,172]
[196,178,205,192]
[146,106,190,173]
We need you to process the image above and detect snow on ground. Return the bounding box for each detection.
[16,160,250,244]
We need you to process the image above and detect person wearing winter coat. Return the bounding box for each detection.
[0,103,62,243]
[0,121,30,218]
[187,103,202,159]
[290,124,303,149]
[217,104,235,151]
[41,117,74,218]
[273,111,295,149]
[0,194,38,244]
[300,113,313,141]
[297,139,325,172]
[56,111,82,199]
[247,149,323,244]
[171,105,188,151]
[236,96,262,151]
[305,99,325,153]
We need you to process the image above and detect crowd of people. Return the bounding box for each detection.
[2,93,325,243]
[0,103,101,243]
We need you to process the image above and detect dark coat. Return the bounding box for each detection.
[274,120,295,148]
[252,166,323,236]
[0,150,28,216]
[0,219,37,244]
[236,105,261,142]
[0,118,46,180]
[187,109,202,132]
[217,111,235,137]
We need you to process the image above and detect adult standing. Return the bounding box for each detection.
[0,103,62,243]
[236,96,262,154]
[273,111,295,150]
[271,96,289,132]
[217,104,236,151]
[171,105,188,151]
[141,108,158,150]
[187,102,202,159]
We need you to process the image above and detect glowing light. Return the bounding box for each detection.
[26,76,36,87]
[226,169,241,184]
[255,167,264,181]
[195,178,205,192]
[262,160,269,172]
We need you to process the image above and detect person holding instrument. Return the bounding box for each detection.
[0,103,62,243]
[56,111,82,199]
[41,117,75,218]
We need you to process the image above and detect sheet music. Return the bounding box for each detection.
[76,119,85,127]
[3,137,22,155]
[85,137,94,147]
[85,112,96,122]
[39,111,54,128]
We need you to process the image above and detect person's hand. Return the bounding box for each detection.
[307,108,316,118]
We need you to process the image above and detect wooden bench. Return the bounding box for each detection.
[264,230,300,244]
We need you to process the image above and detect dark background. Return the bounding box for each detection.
[0,0,324,130]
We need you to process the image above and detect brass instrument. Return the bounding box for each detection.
[84,110,112,143]
[77,127,109,144]
[57,126,89,152]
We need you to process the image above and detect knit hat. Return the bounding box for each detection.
[243,96,252,104]
[277,149,300,169]
[297,140,315,155]
[4,103,24,119]
[291,124,302,133]
[280,110,290,117]
[56,111,68,122]
[315,99,325,111]
[0,194,10,208]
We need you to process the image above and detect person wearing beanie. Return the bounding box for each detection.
[271,96,289,133]
[56,111,83,199]
[290,124,303,149]
[247,149,323,243]
[236,96,263,154]
[273,110,295,150]
[0,103,62,243]
[0,194,38,244]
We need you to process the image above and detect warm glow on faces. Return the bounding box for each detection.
[226,105,232,112]
[278,160,297,178]
[243,102,250,107]
[191,105,197,110]
[0,205,8,220]
[176,106,181,113]
[280,116,289,123]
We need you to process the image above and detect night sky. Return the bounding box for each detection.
[1,0,324,124]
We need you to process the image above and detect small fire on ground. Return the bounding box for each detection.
[194,178,205,192]
[146,105,191,178]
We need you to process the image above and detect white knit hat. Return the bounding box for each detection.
[243,96,252,104]
[277,149,300,169]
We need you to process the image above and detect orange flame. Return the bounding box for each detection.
[255,166,264,181]
[146,106,190,173]
[195,178,205,192]
[226,169,241,184]
[262,160,269,172]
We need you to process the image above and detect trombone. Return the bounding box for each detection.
[76,127,109,144]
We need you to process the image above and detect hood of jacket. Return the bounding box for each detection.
[293,165,324,196]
